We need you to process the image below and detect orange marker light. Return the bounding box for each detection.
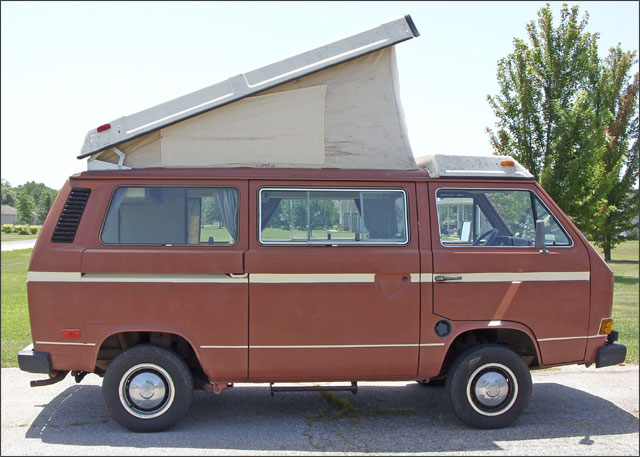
[599,319,613,335]
[501,160,515,167]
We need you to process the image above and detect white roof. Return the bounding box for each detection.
[416,154,533,179]
[1,205,17,215]
[80,15,420,171]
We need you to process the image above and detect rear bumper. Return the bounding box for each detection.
[595,332,627,368]
[18,344,53,374]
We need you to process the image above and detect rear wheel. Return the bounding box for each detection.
[445,345,531,429]
[103,344,193,432]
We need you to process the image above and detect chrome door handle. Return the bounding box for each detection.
[434,275,462,282]
[227,273,248,279]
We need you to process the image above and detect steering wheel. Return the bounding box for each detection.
[472,228,498,246]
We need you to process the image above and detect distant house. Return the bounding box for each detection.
[622,214,639,239]
[1,205,17,224]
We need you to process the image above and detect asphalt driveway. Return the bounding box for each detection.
[1,365,638,455]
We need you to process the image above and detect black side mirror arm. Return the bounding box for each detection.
[535,220,549,253]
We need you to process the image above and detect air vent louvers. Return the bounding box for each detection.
[51,188,91,243]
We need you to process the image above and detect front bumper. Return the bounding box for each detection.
[596,331,627,368]
[18,344,52,374]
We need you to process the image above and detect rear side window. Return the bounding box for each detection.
[101,187,238,245]
[436,188,571,247]
[259,188,408,245]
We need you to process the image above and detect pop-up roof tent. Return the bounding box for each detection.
[79,16,420,171]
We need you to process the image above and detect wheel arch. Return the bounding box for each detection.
[91,327,206,378]
[436,321,541,379]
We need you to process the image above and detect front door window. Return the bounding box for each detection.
[436,189,571,247]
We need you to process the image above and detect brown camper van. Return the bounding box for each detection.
[18,16,626,432]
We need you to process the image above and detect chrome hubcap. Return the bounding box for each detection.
[128,371,167,409]
[474,371,509,407]
[466,363,518,416]
[119,363,175,419]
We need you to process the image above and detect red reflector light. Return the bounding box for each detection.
[96,123,111,132]
[62,329,81,339]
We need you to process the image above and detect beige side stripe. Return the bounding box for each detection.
[200,345,247,349]
[28,272,82,282]
[28,272,247,283]
[27,271,590,284]
[429,272,590,282]
[81,273,245,283]
[201,343,445,349]
[250,273,376,283]
[35,341,96,346]
[27,272,377,284]
[537,335,607,342]
[251,344,416,349]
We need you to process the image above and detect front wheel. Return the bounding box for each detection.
[103,344,193,432]
[445,345,532,429]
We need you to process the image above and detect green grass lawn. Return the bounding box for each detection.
[199,225,232,243]
[1,241,637,367]
[603,240,639,364]
[1,249,33,367]
[261,227,361,241]
[0,233,39,241]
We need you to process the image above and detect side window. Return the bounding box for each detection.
[101,187,239,245]
[259,188,408,245]
[533,198,571,246]
[436,189,571,247]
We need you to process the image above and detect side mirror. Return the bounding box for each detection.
[535,220,548,253]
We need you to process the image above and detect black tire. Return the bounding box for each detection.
[445,344,531,429]
[103,344,193,432]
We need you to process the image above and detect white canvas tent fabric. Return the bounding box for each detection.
[92,47,417,170]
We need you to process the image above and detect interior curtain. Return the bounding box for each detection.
[214,188,239,242]
[103,188,127,243]
[354,196,397,239]
[260,198,282,228]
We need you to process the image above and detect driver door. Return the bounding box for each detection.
[429,181,591,365]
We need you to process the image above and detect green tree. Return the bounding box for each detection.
[36,189,56,224]
[202,197,222,227]
[1,179,17,207]
[588,57,639,259]
[310,200,339,230]
[292,199,308,230]
[16,181,48,205]
[267,202,289,230]
[15,190,35,224]
[487,3,639,260]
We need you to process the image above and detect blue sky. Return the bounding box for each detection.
[1,1,638,190]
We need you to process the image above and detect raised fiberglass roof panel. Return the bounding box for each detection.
[415,154,534,179]
[80,15,420,171]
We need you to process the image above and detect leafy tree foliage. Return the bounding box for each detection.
[1,179,17,207]
[202,197,222,227]
[16,191,36,224]
[268,199,339,231]
[487,3,639,260]
[2,179,59,225]
[36,189,57,224]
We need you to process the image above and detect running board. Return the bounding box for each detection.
[270,382,357,395]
